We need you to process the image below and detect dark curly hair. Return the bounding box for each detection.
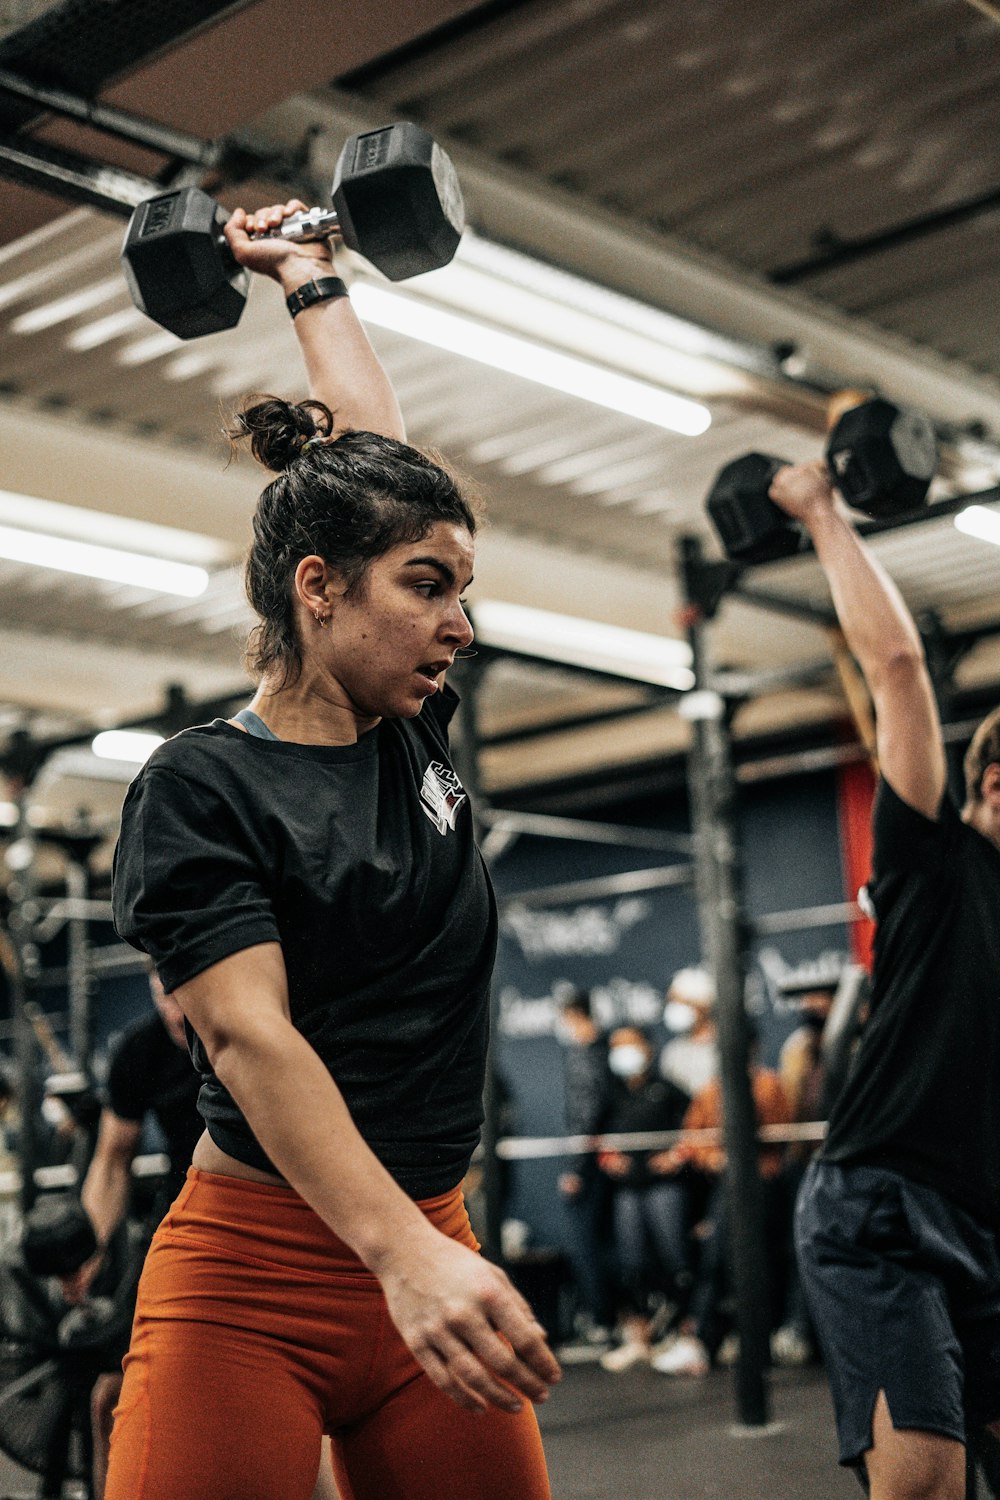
[228,396,478,685]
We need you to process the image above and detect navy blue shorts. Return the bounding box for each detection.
[795,1159,1000,1468]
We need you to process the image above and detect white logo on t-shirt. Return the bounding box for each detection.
[419,761,467,835]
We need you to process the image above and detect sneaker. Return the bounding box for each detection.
[557,1328,612,1364]
[649,1332,682,1366]
[651,1334,710,1377]
[599,1339,651,1373]
[771,1324,815,1367]
[715,1331,740,1367]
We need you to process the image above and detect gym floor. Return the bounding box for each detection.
[0,1364,856,1499]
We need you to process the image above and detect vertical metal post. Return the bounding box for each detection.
[3,784,44,1215]
[65,858,92,1070]
[450,655,504,1264]
[679,534,771,1428]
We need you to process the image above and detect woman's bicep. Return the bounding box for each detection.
[174,942,290,1065]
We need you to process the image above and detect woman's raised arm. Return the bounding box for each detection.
[224,200,406,442]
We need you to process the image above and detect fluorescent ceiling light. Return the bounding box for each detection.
[118,330,184,366]
[66,306,146,350]
[0,489,230,566]
[0,523,209,596]
[92,731,165,764]
[471,599,695,689]
[350,284,711,437]
[10,278,123,333]
[955,504,1000,547]
[453,233,756,371]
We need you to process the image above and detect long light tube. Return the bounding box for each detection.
[350,284,711,437]
[955,504,1000,547]
[471,599,695,689]
[0,523,209,596]
[92,731,165,763]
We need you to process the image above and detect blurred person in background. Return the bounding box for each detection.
[659,967,718,1098]
[555,989,614,1352]
[596,1028,690,1373]
[653,1035,790,1378]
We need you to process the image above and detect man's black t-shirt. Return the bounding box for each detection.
[111,688,497,1200]
[106,1013,202,1199]
[823,778,1000,1225]
[603,1076,690,1189]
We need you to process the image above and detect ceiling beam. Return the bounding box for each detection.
[250,88,1000,436]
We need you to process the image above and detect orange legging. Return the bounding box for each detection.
[104,1169,550,1500]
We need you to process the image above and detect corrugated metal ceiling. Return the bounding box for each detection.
[346,0,1000,379]
[1,0,999,800]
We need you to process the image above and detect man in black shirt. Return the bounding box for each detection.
[769,458,1000,1500]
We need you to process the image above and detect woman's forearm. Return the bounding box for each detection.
[277,256,406,442]
[211,1014,433,1270]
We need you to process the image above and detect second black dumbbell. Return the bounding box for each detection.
[707,398,938,565]
[121,121,464,340]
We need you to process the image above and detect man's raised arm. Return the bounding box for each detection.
[769,460,946,820]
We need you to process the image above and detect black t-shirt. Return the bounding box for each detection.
[111,688,497,1199]
[823,778,1000,1225]
[106,1012,203,1198]
[604,1076,690,1189]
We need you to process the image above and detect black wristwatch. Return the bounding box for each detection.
[285,276,349,319]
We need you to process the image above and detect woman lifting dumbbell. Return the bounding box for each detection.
[104,201,559,1500]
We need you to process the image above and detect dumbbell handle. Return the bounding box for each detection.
[248,206,343,247]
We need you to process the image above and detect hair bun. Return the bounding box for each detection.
[229,396,334,472]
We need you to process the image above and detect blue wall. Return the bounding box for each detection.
[489,770,853,1248]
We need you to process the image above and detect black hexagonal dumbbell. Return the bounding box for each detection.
[706,398,939,565]
[121,121,464,340]
[21,1192,97,1278]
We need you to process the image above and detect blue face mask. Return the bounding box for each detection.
[609,1044,648,1079]
[664,1000,698,1034]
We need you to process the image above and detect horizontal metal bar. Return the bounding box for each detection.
[771,184,1000,285]
[482,694,669,748]
[481,807,692,855]
[731,583,838,628]
[500,862,693,909]
[0,131,154,214]
[755,488,1000,571]
[754,901,862,936]
[478,643,687,694]
[0,67,215,164]
[495,1121,826,1161]
[30,897,113,944]
[711,658,834,698]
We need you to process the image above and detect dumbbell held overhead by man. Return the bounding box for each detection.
[121,121,465,339]
[706,395,938,565]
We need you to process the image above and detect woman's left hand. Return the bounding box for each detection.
[224,201,334,286]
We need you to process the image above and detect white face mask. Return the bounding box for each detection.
[609,1044,648,1079]
[664,1000,698,1034]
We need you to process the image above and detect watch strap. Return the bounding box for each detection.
[286,276,349,319]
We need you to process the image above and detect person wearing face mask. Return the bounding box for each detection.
[659,967,718,1098]
[595,1028,690,1372]
[653,1034,790,1378]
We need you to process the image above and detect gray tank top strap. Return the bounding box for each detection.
[232,708,281,741]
